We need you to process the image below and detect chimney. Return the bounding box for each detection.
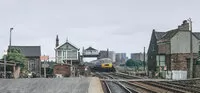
[178,20,189,31]
[56,35,59,47]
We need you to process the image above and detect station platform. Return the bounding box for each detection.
[88,77,104,93]
[0,77,104,93]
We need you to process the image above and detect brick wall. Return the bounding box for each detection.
[158,43,170,54]
[53,64,71,77]
[171,53,198,70]
[194,65,200,78]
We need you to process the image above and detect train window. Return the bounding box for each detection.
[105,64,109,66]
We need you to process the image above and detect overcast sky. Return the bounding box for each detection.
[1,0,200,59]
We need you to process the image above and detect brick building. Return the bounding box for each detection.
[148,20,200,79]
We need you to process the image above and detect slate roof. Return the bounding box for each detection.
[9,46,41,57]
[160,29,179,40]
[155,29,200,41]
[155,32,166,40]
[85,47,97,51]
[193,32,200,40]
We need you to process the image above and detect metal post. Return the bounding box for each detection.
[143,47,146,71]
[4,55,7,78]
[44,62,46,78]
[188,18,193,78]
[9,28,13,47]
[44,55,46,78]
[71,59,73,77]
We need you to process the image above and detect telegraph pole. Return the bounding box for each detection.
[189,18,193,78]
[143,47,146,71]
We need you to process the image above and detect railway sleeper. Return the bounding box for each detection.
[141,81,190,93]
[122,81,157,93]
[162,81,200,92]
[149,81,200,93]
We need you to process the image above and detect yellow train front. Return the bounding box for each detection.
[101,63,115,72]
[101,63,112,68]
[92,58,115,72]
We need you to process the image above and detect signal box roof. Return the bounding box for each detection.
[85,47,97,51]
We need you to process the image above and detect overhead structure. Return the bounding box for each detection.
[80,47,100,62]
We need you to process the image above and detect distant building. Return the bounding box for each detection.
[98,50,115,62]
[115,53,126,64]
[9,46,41,76]
[131,53,147,61]
[55,35,80,65]
[109,51,116,62]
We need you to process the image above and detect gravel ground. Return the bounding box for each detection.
[0,77,91,93]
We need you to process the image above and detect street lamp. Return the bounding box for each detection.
[3,50,7,78]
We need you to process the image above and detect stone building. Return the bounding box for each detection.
[147,20,200,79]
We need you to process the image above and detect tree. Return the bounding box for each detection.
[6,48,28,73]
[126,59,144,71]
[126,59,135,67]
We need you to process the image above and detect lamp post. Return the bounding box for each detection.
[3,50,7,78]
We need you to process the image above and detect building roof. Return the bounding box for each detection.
[85,47,97,51]
[193,32,200,40]
[55,41,79,50]
[9,46,41,57]
[155,29,200,41]
[160,29,179,40]
[155,32,166,40]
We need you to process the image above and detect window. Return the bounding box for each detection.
[58,51,61,57]
[156,55,166,66]
[160,55,165,66]
[63,51,66,59]
[152,45,155,51]
[67,50,77,59]
[156,56,159,66]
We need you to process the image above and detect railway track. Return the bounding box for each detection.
[112,73,199,92]
[97,72,200,93]
[96,72,133,93]
[96,72,156,93]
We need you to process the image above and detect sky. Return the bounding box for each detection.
[1,0,200,60]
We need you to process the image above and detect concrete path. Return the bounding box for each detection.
[88,77,104,93]
[0,77,103,93]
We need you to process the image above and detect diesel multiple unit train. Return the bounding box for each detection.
[90,58,115,72]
